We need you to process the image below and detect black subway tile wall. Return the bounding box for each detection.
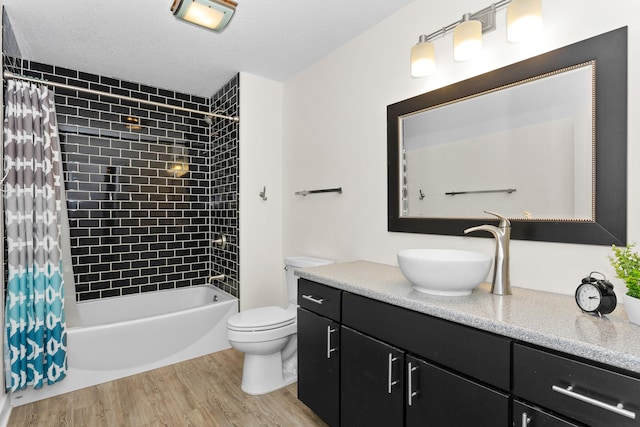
[5,58,240,301]
[210,76,240,296]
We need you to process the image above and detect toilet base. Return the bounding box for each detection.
[240,352,297,395]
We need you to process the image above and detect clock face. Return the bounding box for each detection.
[576,284,601,312]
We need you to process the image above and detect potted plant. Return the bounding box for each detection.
[609,244,640,325]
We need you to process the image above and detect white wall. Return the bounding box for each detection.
[239,73,285,310]
[282,0,640,298]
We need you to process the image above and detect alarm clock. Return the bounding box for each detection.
[575,272,617,316]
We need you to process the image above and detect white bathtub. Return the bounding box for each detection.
[11,285,238,406]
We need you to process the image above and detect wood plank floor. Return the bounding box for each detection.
[8,348,328,427]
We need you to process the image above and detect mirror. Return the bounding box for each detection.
[401,64,594,220]
[388,27,627,245]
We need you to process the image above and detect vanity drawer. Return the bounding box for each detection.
[513,344,640,427]
[342,292,511,391]
[513,400,583,427]
[298,279,342,322]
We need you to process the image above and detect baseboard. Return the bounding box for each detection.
[0,393,11,427]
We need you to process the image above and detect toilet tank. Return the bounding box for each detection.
[284,256,333,304]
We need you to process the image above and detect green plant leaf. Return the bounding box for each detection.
[609,244,640,298]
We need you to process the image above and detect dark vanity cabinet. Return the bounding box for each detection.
[298,278,640,427]
[341,291,510,427]
[513,344,640,427]
[341,326,404,426]
[513,400,583,427]
[405,355,509,426]
[340,326,509,427]
[297,279,342,427]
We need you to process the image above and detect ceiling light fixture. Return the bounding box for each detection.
[410,0,542,77]
[171,0,238,32]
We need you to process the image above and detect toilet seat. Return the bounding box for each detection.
[228,306,296,332]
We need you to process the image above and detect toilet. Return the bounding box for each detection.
[226,256,333,395]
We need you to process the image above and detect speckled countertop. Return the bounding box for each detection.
[296,260,640,375]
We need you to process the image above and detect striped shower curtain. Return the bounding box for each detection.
[3,79,67,391]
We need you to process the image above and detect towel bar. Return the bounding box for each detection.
[295,187,343,196]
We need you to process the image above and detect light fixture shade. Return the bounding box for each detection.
[453,18,482,61]
[507,0,543,42]
[411,37,436,77]
[171,0,237,32]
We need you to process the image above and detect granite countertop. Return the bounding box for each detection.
[296,260,640,375]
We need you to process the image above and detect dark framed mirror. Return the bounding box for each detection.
[387,27,627,245]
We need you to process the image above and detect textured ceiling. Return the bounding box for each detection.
[2,0,414,96]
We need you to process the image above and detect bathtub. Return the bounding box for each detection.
[10,285,238,406]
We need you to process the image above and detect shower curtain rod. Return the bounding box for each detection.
[3,71,240,123]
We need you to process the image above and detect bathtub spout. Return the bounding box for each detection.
[209,274,225,284]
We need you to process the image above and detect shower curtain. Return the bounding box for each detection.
[3,79,67,391]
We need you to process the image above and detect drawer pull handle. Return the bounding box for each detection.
[388,354,399,394]
[552,385,636,420]
[326,327,337,359]
[302,294,324,304]
[407,362,419,407]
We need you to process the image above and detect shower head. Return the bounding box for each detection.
[204,115,214,125]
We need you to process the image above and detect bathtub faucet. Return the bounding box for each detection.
[209,274,225,284]
[464,211,511,296]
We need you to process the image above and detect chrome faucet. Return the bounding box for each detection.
[464,211,511,296]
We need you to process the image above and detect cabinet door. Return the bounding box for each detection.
[342,292,511,391]
[341,326,404,427]
[513,400,582,427]
[406,355,510,427]
[297,308,340,427]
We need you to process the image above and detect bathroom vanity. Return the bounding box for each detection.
[296,261,640,427]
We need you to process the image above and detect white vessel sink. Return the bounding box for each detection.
[397,249,492,296]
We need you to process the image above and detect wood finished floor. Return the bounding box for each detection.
[8,348,327,427]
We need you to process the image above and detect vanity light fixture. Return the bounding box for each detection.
[453,13,483,61]
[410,35,436,77]
[410,0,542,77]
[507,0,543,42]
[171,0,238,32]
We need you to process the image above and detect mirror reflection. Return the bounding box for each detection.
[400,63,594,221]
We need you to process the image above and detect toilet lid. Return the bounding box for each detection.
[228,306,296,332]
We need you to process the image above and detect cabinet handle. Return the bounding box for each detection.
[388,353,399,394]
[552,385,636,420]
[521,412,531,426]
[326,327,337,359]
[407,362,419,406]
[302,294,324,304]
